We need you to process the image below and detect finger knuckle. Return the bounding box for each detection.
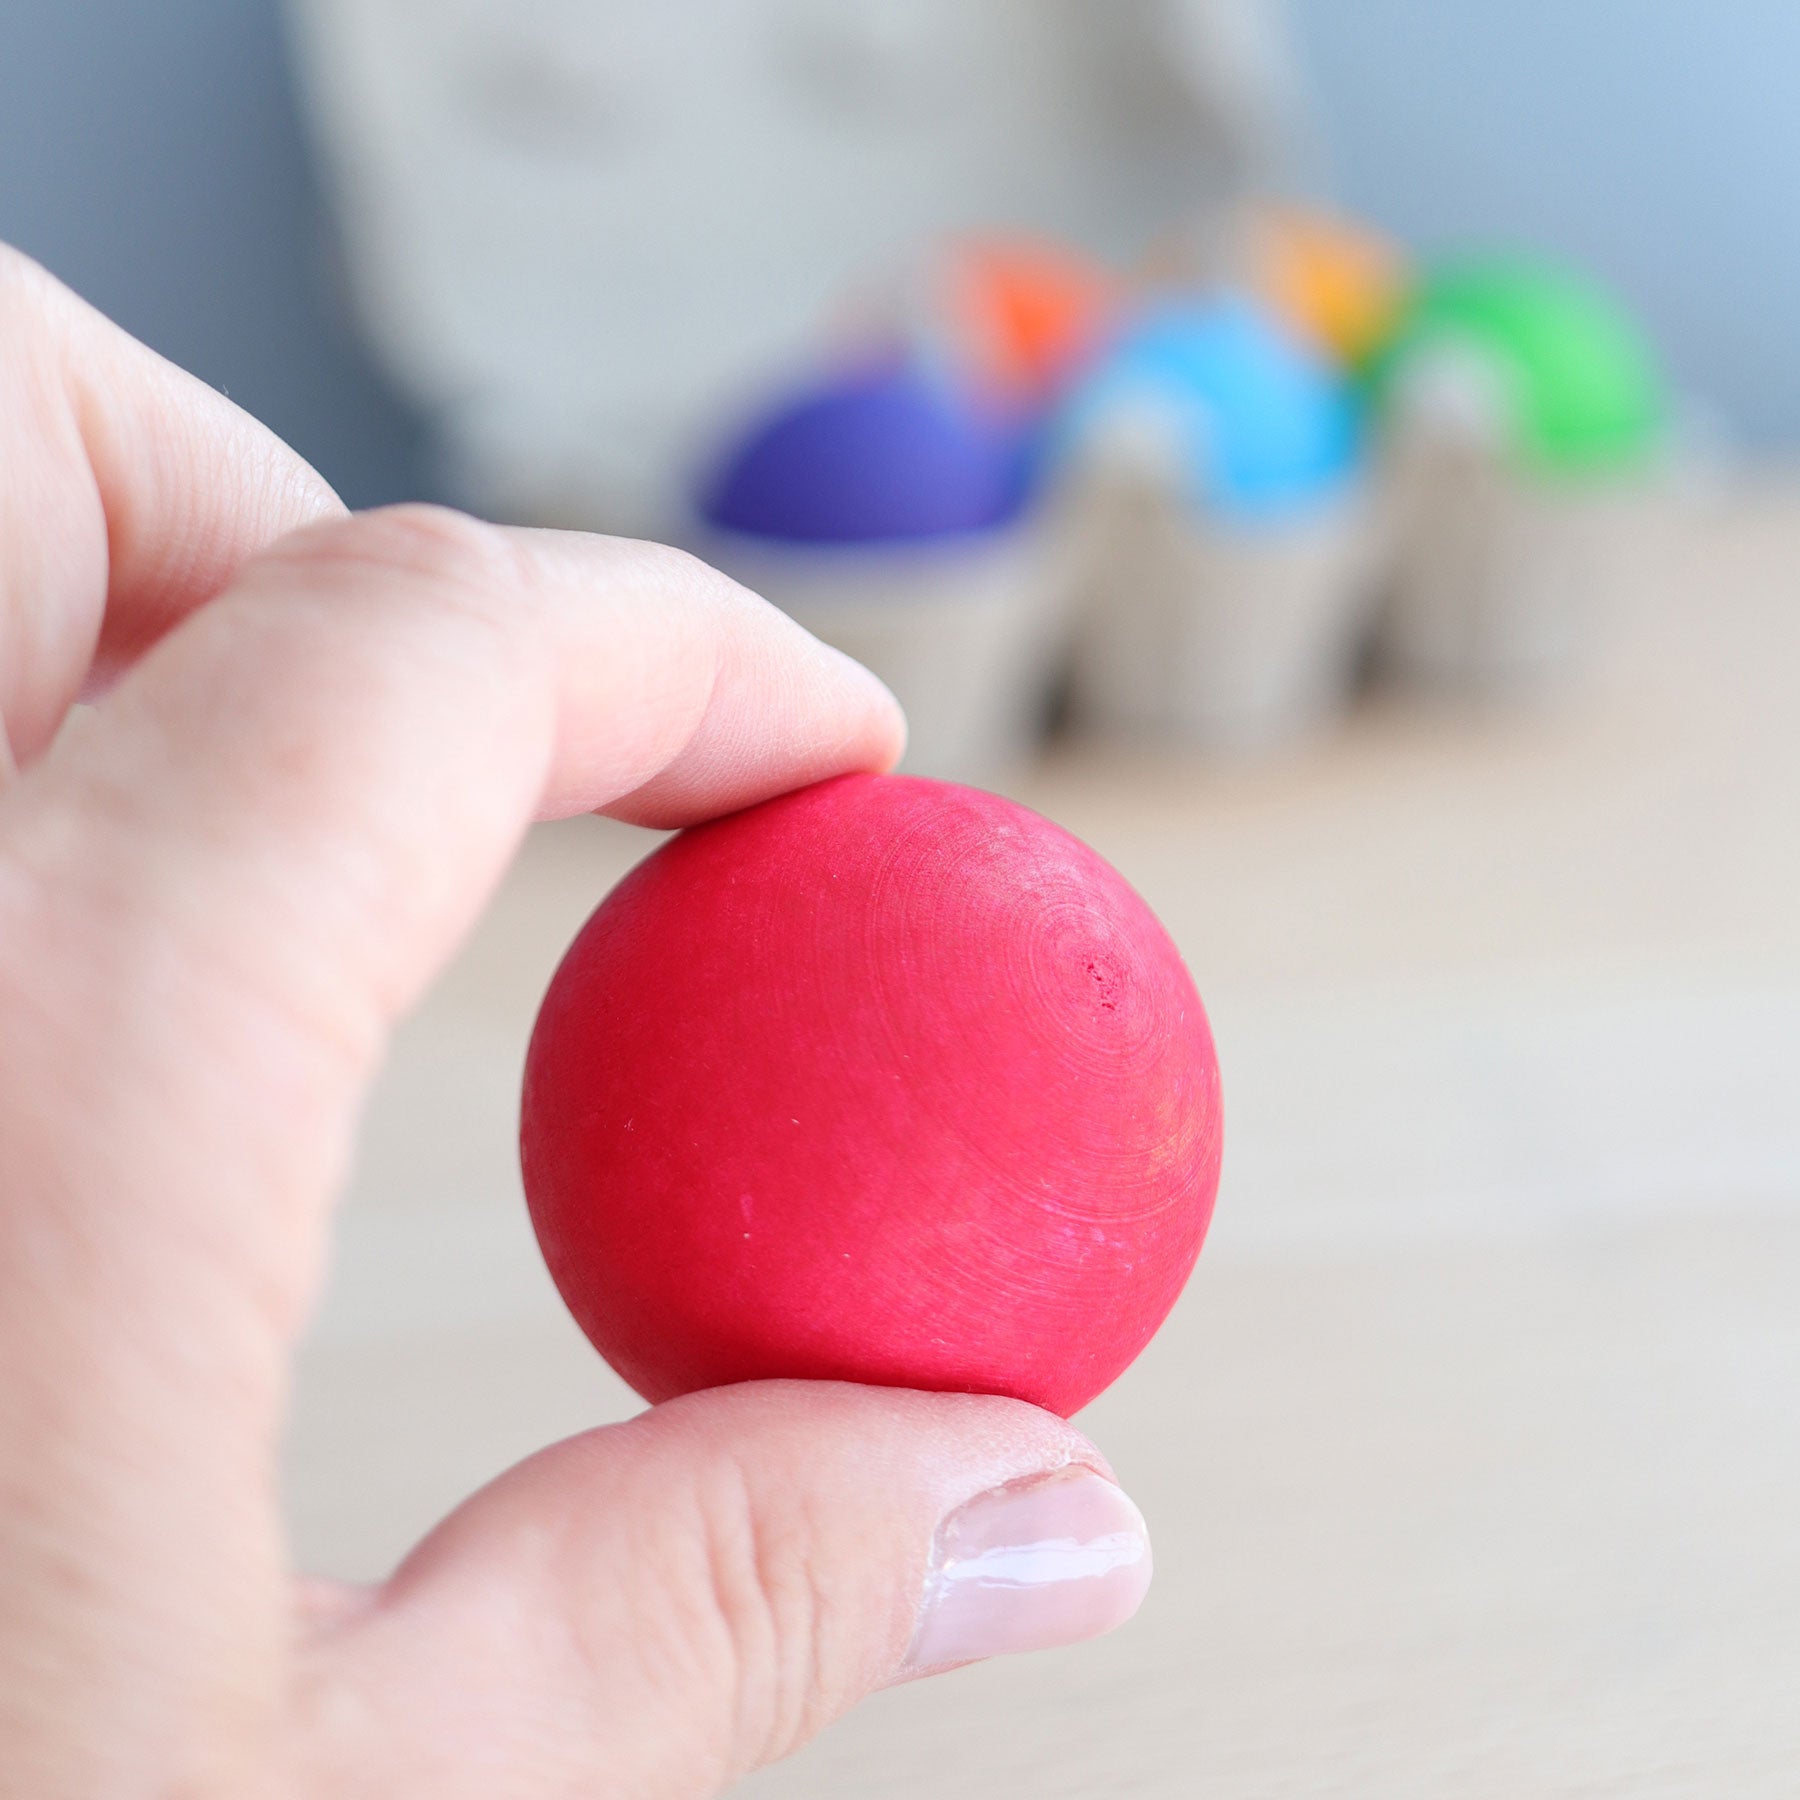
[263,504,526,624]
[0,250,79,428]
[674,1457,837,1771]
[0,243,62,330]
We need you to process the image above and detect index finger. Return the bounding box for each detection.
[0,505,903,1330]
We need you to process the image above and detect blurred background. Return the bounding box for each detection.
[5,4,1797,1795]
[13,0,1800,505]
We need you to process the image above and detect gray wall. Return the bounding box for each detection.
[1,2,1794,510]
[0,0,429,507]
[1290,0,1800,447]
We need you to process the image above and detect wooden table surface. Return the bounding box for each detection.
[286,488,1800,1797]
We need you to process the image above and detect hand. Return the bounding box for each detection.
[0,248,1152,1799]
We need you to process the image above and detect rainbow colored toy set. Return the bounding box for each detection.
[692,214,1666,779]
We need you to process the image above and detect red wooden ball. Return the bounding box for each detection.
[520,773,1222,1417]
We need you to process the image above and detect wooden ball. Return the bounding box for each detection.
[521,774,1221,1417]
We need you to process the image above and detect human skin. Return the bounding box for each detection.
[0,247,1151,1799]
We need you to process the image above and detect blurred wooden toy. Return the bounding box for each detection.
[694,361,1071,783]
[522,772,1222,1419]
[1058,297,1375,750]
[1370,258,1665,687]
[1141,199,1411,372]
[912,235,1119,413]
[1247,203,1410,370]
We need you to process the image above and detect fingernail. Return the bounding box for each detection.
[904,1466,1152,1673]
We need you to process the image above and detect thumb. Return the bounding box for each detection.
[296,1382,1152,1798]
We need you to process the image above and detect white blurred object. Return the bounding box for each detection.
[283,0,1310,534]
[702,514,1079,784]
[1069,476,1378,750]
[1378,351,1654,688]
[1150,0,1317,183]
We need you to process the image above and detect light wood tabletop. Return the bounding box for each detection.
[287,485,1800,1797]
